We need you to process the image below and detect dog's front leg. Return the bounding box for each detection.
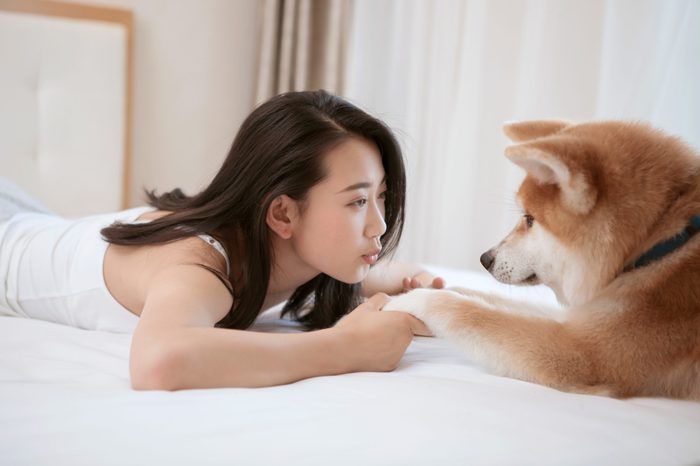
[447,287,561,320]
[384,289,600,393]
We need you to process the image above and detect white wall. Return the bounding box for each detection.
[65,0,260,205]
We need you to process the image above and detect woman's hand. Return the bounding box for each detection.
[401,271,445,293]
[333,293,430,372]
[361,262,446,297]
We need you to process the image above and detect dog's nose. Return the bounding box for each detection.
[480,251,494,271]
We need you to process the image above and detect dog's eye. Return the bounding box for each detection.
[524,214,535,228]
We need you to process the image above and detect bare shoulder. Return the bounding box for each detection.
[104,233,231,323]
[160,235,228,275]
[141,235,232,321]
[132,209,228,273]
[140,261,234,328]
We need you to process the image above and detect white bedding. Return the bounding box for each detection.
[1,266,699,466]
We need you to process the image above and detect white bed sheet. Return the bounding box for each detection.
[1,266,699,466]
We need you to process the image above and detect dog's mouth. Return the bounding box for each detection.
[521,273,540,285]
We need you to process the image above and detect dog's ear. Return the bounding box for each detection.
[505,137,597,215]
[503,120,571,142]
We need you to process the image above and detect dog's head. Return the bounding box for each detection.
[481,120,698,306]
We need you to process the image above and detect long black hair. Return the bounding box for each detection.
[102,90,406,330]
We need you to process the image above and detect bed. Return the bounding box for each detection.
[1,2,699,465]
[1,265,700,465]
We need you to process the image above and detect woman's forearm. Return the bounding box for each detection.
[130,326,351,390]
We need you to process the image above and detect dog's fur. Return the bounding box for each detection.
[385,120,700,399]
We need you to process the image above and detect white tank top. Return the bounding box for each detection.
[0,206,230,333]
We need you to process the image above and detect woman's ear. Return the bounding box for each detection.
[266,195,299,239]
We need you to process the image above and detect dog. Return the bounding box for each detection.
[384,120,700,399]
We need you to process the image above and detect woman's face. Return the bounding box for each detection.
[291,137,387,284]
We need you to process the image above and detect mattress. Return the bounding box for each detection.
[1,265,699,465]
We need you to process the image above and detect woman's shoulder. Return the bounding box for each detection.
[133,209,170,223]
[151,234,229,279]
[131,210,227,271]
[107,223,230,290]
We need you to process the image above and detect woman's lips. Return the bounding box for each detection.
[362,254,378,264]
[362,249,381,264]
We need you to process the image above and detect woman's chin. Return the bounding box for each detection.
[331,265,370,285]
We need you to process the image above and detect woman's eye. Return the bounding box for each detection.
[524,214,535,228]
[378,191,387,201]
[353,198,368,208]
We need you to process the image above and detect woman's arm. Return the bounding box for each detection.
[130,266,421,390]
[361,260,445,297]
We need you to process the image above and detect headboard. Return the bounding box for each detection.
[0,0,133,217]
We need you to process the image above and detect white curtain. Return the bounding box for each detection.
[343,0,700,271]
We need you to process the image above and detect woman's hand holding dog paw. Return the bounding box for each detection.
[382,289,437,337]
[333,293,431,371]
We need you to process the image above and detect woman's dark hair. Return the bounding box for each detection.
[102,90,406,330]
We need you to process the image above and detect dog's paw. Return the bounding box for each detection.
[384,288,480,337]
[382,288,436,319]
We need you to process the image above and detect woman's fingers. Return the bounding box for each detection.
[406,315,433,337]
[401,276,422,291]
[362,292,390,311]
[432,277,445,289]
[401,274,446,291]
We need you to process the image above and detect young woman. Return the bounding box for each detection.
[0,90,443,390]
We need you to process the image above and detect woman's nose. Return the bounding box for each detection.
[366,202,387,238]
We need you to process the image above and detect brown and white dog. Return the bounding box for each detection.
[385,120,700,399]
